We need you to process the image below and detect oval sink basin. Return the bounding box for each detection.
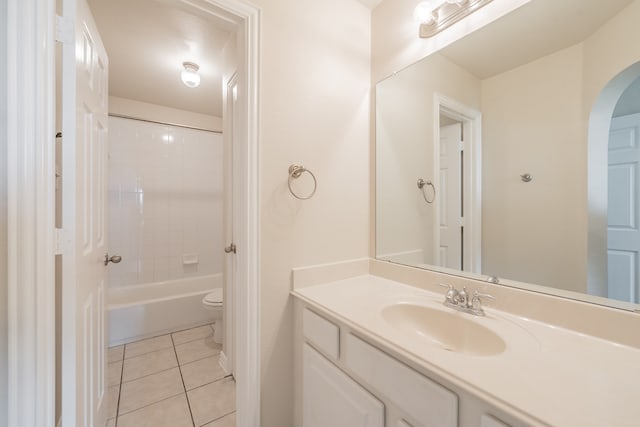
[381,303,506,356]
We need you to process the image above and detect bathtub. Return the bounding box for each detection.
[107,274,222,346]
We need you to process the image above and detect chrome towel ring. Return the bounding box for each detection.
[288,164,317,200]
[417,178,436,204]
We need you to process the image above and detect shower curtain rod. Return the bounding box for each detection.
[108,113,223,134]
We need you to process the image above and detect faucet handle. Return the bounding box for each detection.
[438,283,458,303]
[472,290,495,301]
[471,290,495,313]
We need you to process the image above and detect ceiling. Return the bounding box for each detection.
[440,0,635,79]
[87,0,234,117]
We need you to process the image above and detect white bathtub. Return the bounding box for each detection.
[107,274,222,346]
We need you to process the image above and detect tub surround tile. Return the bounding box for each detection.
[118,367,184,415]
[108,345,124,363]
[187,377,236,426]
[172,324,214,346]
[116,394,193,427]
[124,334,173,359]
[180,355,227,390]
[203,412,235,427]
[106,418,116,427]
[122,347,178,382]
[107,361,123,387]
[175,336,221,365]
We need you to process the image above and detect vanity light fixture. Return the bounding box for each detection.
[181,61,201,88]
[414,0,494,38]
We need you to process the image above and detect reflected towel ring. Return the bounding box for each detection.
[288,164,317,200]
[417,178,436,204]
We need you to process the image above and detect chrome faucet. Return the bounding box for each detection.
[438,284,495,316]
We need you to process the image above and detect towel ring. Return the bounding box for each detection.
[288,164,317,200]
[417,178,436,204]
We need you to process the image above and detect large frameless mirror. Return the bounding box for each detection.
[375,0,640,311]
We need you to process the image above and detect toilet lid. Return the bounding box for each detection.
[204,288,223,304]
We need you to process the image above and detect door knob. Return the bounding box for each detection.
[104,253,122,266]
[224,243,236,254]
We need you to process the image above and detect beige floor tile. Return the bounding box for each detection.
[172,324,214,346]
[187,377,236,426]
[105,418,116,427]
[203,412,235,427]
[117,394,193,427]
[107,361,122,387]
[175,336,221,366]
[124,334,173,359]
[118,367,184,415]
[181,355,227,390]
[106,385,120,419]
[107,345,124,363]
[122,347,178,382]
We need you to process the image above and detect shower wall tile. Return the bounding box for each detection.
[108,117,223,288]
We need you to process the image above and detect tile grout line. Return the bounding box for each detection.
[114,347,125,427]
[186,375,234,393]
[115,390,187,419]
[205,410,236,426]
[120,364,180,386]
[171,333,197,427]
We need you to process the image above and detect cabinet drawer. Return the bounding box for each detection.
[303,308,340,359]
[345,333,458,427]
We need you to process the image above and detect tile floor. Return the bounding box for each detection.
[107,324,235,427]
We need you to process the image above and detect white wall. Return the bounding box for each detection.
[0,0,8,424]
[376,53,481,264]
[481,43,586,292]
[108,116,223,287]
[252,0,371,425]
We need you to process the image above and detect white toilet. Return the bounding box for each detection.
[202,288,223,344]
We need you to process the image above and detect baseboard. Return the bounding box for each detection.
[218,351,230,375]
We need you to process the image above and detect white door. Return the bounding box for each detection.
[303,344,385,427]
[61,0,110,425]
[223,73,239,375]
[439,123,463,270]
[608,113,640,303]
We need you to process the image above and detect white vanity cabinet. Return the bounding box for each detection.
[303,343,385,427]
[297,305,520,427]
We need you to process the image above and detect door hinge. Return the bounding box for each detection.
[55,228,70,255]
[55,15,74,44]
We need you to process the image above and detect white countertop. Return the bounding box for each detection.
[292,274,640,427]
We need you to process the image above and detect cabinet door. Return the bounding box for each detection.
[303,344,385,427]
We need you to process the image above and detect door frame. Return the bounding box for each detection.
[6,0,57,426]
[5,0,261,426]
[433,94,482,273]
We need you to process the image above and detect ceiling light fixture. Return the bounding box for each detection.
[414,0,493,38]
[181,61,201,88]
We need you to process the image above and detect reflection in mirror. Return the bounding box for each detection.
[375,0,640,309]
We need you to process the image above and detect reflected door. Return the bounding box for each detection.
[439,123,463,269]
[608,113,640,303]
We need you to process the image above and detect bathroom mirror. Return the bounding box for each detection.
[375,0,640,310]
